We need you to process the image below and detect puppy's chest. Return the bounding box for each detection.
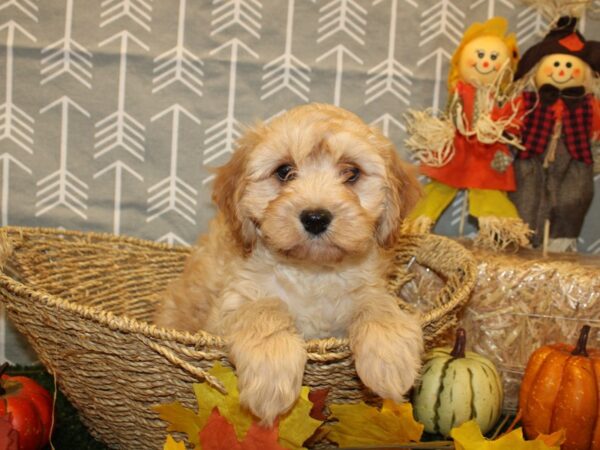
[265,268,358,339]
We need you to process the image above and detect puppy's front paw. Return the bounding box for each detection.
[351,316,423,402]
[233,335,307,426]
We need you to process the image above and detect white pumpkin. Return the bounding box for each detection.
[412,328,503,436]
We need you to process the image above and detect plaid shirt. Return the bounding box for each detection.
[519,90,594,165]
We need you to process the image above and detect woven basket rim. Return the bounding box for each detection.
[0,226,476,356]
[0,226,229,348]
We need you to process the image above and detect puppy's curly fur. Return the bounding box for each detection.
[155,103,424,425]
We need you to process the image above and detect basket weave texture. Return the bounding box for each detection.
[0,227,475,449]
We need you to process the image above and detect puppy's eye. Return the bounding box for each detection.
[274,164,296,182]
[342,167,360,184]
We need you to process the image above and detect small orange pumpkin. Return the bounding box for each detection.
[519,325,600,450]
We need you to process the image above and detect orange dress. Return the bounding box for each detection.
[421,81,517,191]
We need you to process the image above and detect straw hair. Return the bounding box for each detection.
[0,226,476,449]
[475,217,532,252]
[448,17,519,93]
[404,109,456,168]
[522,0,591,22]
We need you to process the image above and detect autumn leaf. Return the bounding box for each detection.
[307,389,329,421]
[193,363,253,440]
[451,420,562,450]
[242,419,286,450]
[155,363,324,449]
[154,401,204,448]
[199,408,243,450]
[0,414,18,450]
[327,400,424,447]
[278,387,323,450]
[199,407,286,450]
[163,434,187,450]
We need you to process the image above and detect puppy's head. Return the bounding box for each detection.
[213,104,421,263]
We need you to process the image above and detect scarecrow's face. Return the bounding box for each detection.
[535,54,588,89]
[458,36,510,86]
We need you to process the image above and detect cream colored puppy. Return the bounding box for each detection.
[155,103,423,425]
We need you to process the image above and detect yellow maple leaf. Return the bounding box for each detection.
[155,362,324,450]
[451,420,562,450]
[327,400,424,447]
[193,362,254,440]
[154,401,203,448]
[163,434,187,450]
[278,386,323,450]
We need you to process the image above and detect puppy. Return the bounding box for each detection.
[155,103,423,425]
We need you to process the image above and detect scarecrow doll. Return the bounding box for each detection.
[509,16,600,252]
[405,17,530,250]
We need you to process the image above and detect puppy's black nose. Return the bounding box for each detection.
[300,209,332,235]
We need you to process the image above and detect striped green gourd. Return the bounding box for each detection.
[412,328,503,436]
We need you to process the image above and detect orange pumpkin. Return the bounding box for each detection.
[519,325,600,450]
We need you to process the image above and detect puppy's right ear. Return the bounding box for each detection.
[212,126,263,255]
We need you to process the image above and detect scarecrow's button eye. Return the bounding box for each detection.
[490,52,499,61]
[554,61,561,67]
[566,62,573,68]
[477,50,485,59]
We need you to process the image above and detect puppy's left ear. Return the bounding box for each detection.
[212,125,264,255]
[376,143,422,249]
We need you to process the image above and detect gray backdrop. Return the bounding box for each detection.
[1,0,599,363]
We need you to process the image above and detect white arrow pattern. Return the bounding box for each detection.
[211,0,262,38]
[41,0,92,88]
[156,232,189,247]
[417,47,452,111]
[203,39,258,178]
[0,153,31,226]
[517,5,548,45]
[419,0,465,47]
[365,0,412,106]
[316,44,362,107]
[0,21,36,154]
[261,0,310,101]
[94,160,143,235]
[370,113,405,136]
[95,31,149,161]
[469,0,513,18]
[587,237,600,254]
[100,0,153,31]
[148,104,200,224]
[37,96,90,219]
[153,0,204,96]
[318,0,367,45]
[0,0,37,22]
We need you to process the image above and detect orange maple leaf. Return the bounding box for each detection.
[199,408,286,450]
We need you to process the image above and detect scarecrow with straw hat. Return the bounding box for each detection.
[405,17,530,250]
[509,9,600,252]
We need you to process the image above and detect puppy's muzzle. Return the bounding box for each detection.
[300,209,332,236]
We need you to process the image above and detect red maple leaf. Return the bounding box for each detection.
[199,408,286,450]
[0,414,19,450]
[308,389,329,421]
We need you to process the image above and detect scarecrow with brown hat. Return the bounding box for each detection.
[510,15,600,252]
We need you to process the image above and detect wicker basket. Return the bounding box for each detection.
[0,226,475,449]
